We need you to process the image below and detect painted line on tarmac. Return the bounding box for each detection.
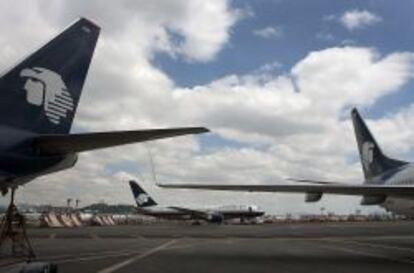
[342,239,414,254]
[319,239,414,265]
[44,248,143,263]
[54,250,141,264]
[97,239,177,273]
[165,237,241,251]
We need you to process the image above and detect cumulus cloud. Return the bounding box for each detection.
[170,47,414,144]
[31,0,242,63]
[253,26,282,39]
[1,2,414,215]
[340,9,382,31]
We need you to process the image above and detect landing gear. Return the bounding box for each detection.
[0,188,35,261]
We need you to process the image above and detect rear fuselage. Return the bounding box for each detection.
[0,125,76,192]
[376,163,414,216]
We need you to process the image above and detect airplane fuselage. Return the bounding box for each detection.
[0,125,77,193]
[137,207,192,220]
[137,206,264,223]
[374,163,414,216]
[376,163,414,187]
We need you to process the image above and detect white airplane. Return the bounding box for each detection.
[130,180,264,223]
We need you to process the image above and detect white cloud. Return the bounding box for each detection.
[22,0,242,63]
[253,26,282,39]
[1,2,414,216]
[291,48,414,112]
[340,9,382,31]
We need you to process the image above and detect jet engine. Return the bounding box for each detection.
[207,212,224,223]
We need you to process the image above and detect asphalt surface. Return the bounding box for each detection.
[1,221,414,273]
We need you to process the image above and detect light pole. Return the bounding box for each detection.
[67,198,72,213]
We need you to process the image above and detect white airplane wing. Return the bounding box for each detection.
[159,182,414,197]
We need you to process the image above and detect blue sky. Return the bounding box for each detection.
[155,0,414,119]
[155,1,411,83]
[151,0,414,159]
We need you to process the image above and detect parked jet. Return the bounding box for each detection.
[160,108,414,217]
[0,18,208,196]
[129,180,264,223]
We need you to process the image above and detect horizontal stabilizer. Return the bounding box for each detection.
[34,127,209,155]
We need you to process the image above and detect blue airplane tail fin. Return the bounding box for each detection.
[351,108,407,180]
[0,18,100,134]
[129,180,158,208]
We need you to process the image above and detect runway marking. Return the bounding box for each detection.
[165,238,239,251]
[53,250,141,264]
[343,240,414,254]
[44,248,143,262]
[97,239,177,273]
[319,239,414,265]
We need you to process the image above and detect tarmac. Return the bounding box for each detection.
[1,221,414,273]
